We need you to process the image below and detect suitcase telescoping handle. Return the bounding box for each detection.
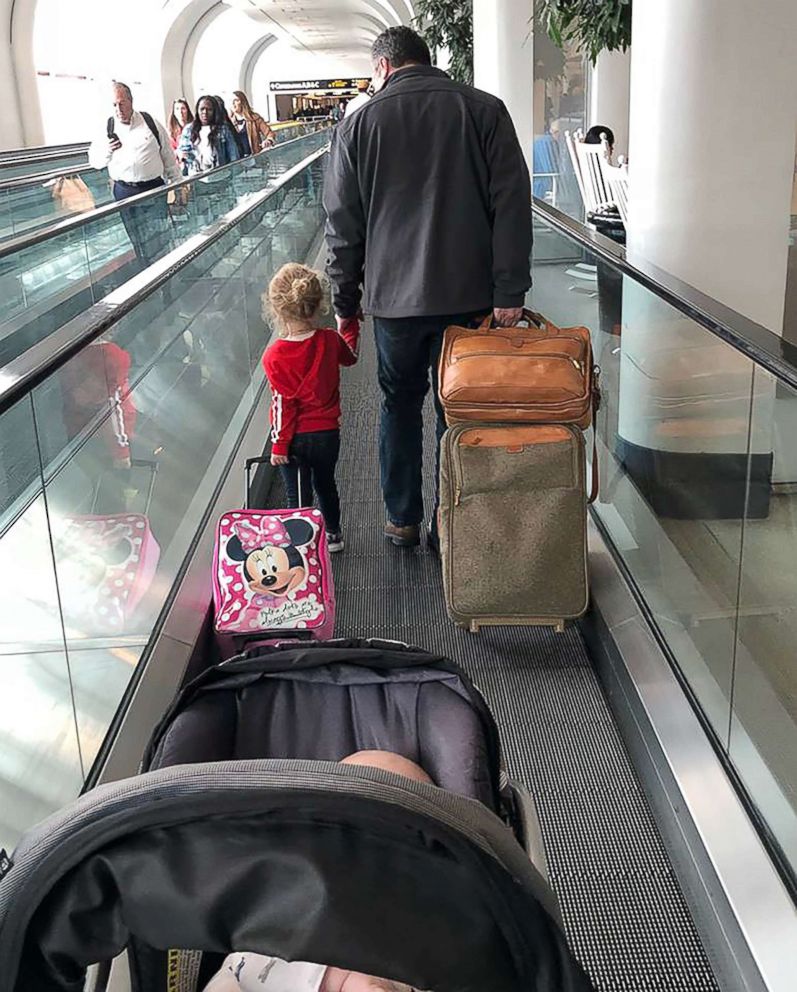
[89,457,159,515]
[245,455,308,510]
[477,308,551,332]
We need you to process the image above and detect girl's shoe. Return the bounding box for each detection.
[327,531,344,553]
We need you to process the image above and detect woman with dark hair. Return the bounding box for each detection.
[583,125,615,158]
[231,90,275,153]
[213,95,250,157]
[178,95,240,175]
[168,99,193,152]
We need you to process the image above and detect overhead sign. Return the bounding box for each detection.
[270,78,370,93]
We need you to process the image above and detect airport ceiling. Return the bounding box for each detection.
[220,0,416,56]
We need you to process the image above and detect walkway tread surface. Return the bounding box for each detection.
[269,326,719,992]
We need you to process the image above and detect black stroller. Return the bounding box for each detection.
[0,639,594,992]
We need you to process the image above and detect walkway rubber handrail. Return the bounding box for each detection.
[0,126,329,263]
[0,162,96,192]
[533,196,797,393]
[0,143,329,419]
[0,142,89,167]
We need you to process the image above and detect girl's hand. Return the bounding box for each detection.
[271,453,289,466]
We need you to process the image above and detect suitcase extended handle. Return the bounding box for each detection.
[245,455,309,510]
[477,308,551,332]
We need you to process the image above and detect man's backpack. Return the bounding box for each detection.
[107,111,162,148]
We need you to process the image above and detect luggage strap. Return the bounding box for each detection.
[587,366,601,505]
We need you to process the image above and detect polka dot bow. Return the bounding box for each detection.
[233,517,291,553]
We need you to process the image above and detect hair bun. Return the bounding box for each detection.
[265,263,328,330]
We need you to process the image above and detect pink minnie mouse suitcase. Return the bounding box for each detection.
[212,457,335,657]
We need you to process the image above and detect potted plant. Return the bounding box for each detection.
[414,0,474,84]
[535,0,632,63]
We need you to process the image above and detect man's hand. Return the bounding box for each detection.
[336,309,363,329]
[493,307,523,327]
[109,138,122,154]
[270,453,289,466]
[336,314,361,335]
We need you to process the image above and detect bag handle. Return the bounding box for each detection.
[587,367,602,504]
[245,455,308,510]
[477,308,558,332]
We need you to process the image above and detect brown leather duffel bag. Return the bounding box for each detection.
[439,309,598,429]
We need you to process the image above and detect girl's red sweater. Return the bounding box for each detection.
[263,322,359,456]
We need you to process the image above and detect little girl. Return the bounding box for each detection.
[263,263,359,553]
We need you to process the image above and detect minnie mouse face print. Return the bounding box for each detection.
[226,517,314,599]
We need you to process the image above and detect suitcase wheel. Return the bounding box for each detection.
[469,621,480,634]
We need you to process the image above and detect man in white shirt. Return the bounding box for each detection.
[89,81,180,270]
[344,81,372,118]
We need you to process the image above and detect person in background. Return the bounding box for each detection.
[263,263,360,554]
[179,95,240,175]
[344,80,371,118]
[583,124,615,160]
[324,26,532,551]
[232,90,275,152]
[214,95,250,157]
[178,95,241,223]
[168,99,193,154]
[89,80,179,270]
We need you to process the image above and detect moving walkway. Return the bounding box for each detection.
[0,122,325,246]
[0,143,794,992]
[0,126,330,368]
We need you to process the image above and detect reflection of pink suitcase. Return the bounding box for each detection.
[55,460,161,635]
[56,514,161,633]
[212,457,335,658]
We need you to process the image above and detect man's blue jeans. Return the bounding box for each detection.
[373,311,486,527]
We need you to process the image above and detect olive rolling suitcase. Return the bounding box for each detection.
[439,423,589,632]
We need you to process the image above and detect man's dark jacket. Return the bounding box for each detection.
[323,64,532,319]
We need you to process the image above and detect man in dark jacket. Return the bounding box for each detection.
[324,26,532,549]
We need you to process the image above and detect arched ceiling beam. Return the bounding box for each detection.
[240,32,277,96]
[160,0,224,110]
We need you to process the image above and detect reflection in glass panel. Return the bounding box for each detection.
[31,160,326,769]
[0,395,83,853]
[731,366,797,872]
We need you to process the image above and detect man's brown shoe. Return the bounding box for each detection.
[384,521,420,547]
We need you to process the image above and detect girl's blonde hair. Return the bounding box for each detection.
[265,263,327,334]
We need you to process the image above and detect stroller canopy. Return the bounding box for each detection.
[0,760,593,992]
[144,639,503,811]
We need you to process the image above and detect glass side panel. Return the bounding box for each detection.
[0,169,113,244]
[0,123,320,246]
[0,129,330,368]
[530,212,752,749]
[29,156,326,774]
[532,207,797,880]
[730,366,797,870]
[0,393,84,853]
